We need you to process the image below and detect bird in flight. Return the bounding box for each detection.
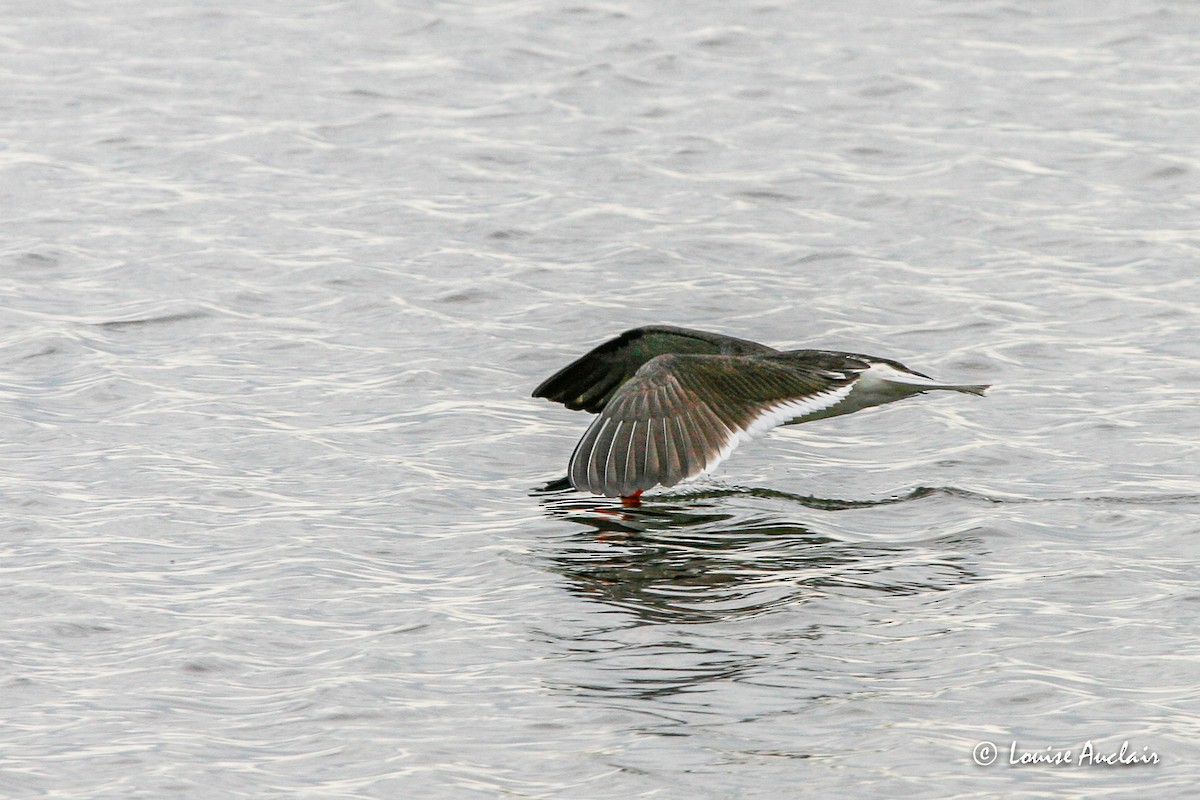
[533,325,989,501]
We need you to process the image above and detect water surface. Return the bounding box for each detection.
[2,1,1199,797]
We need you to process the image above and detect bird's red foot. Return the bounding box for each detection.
[620,490,643,508]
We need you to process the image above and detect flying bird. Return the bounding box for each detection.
[533,325,989,500]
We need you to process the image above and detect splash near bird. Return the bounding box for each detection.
[533,325,989,500]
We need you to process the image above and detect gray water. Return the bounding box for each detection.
[3,1,1199,797]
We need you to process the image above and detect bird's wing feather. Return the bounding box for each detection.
[568,353,858,496]
[533,325,776,413]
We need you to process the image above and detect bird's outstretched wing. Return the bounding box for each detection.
[533,325,776,413]
[568,352,859,497]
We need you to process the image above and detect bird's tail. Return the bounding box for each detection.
[941,384,990,397]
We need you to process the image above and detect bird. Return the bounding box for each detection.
[533,325,989,500]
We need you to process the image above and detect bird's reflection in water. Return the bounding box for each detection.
[534,483,982,626]
[531,484,988,711]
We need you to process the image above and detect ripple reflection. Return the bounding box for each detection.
[536,488,981,625]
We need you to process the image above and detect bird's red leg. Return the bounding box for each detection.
[620,490,643,508]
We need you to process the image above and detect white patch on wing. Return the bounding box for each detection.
[742,383,858,438]
[684,382,858,485]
